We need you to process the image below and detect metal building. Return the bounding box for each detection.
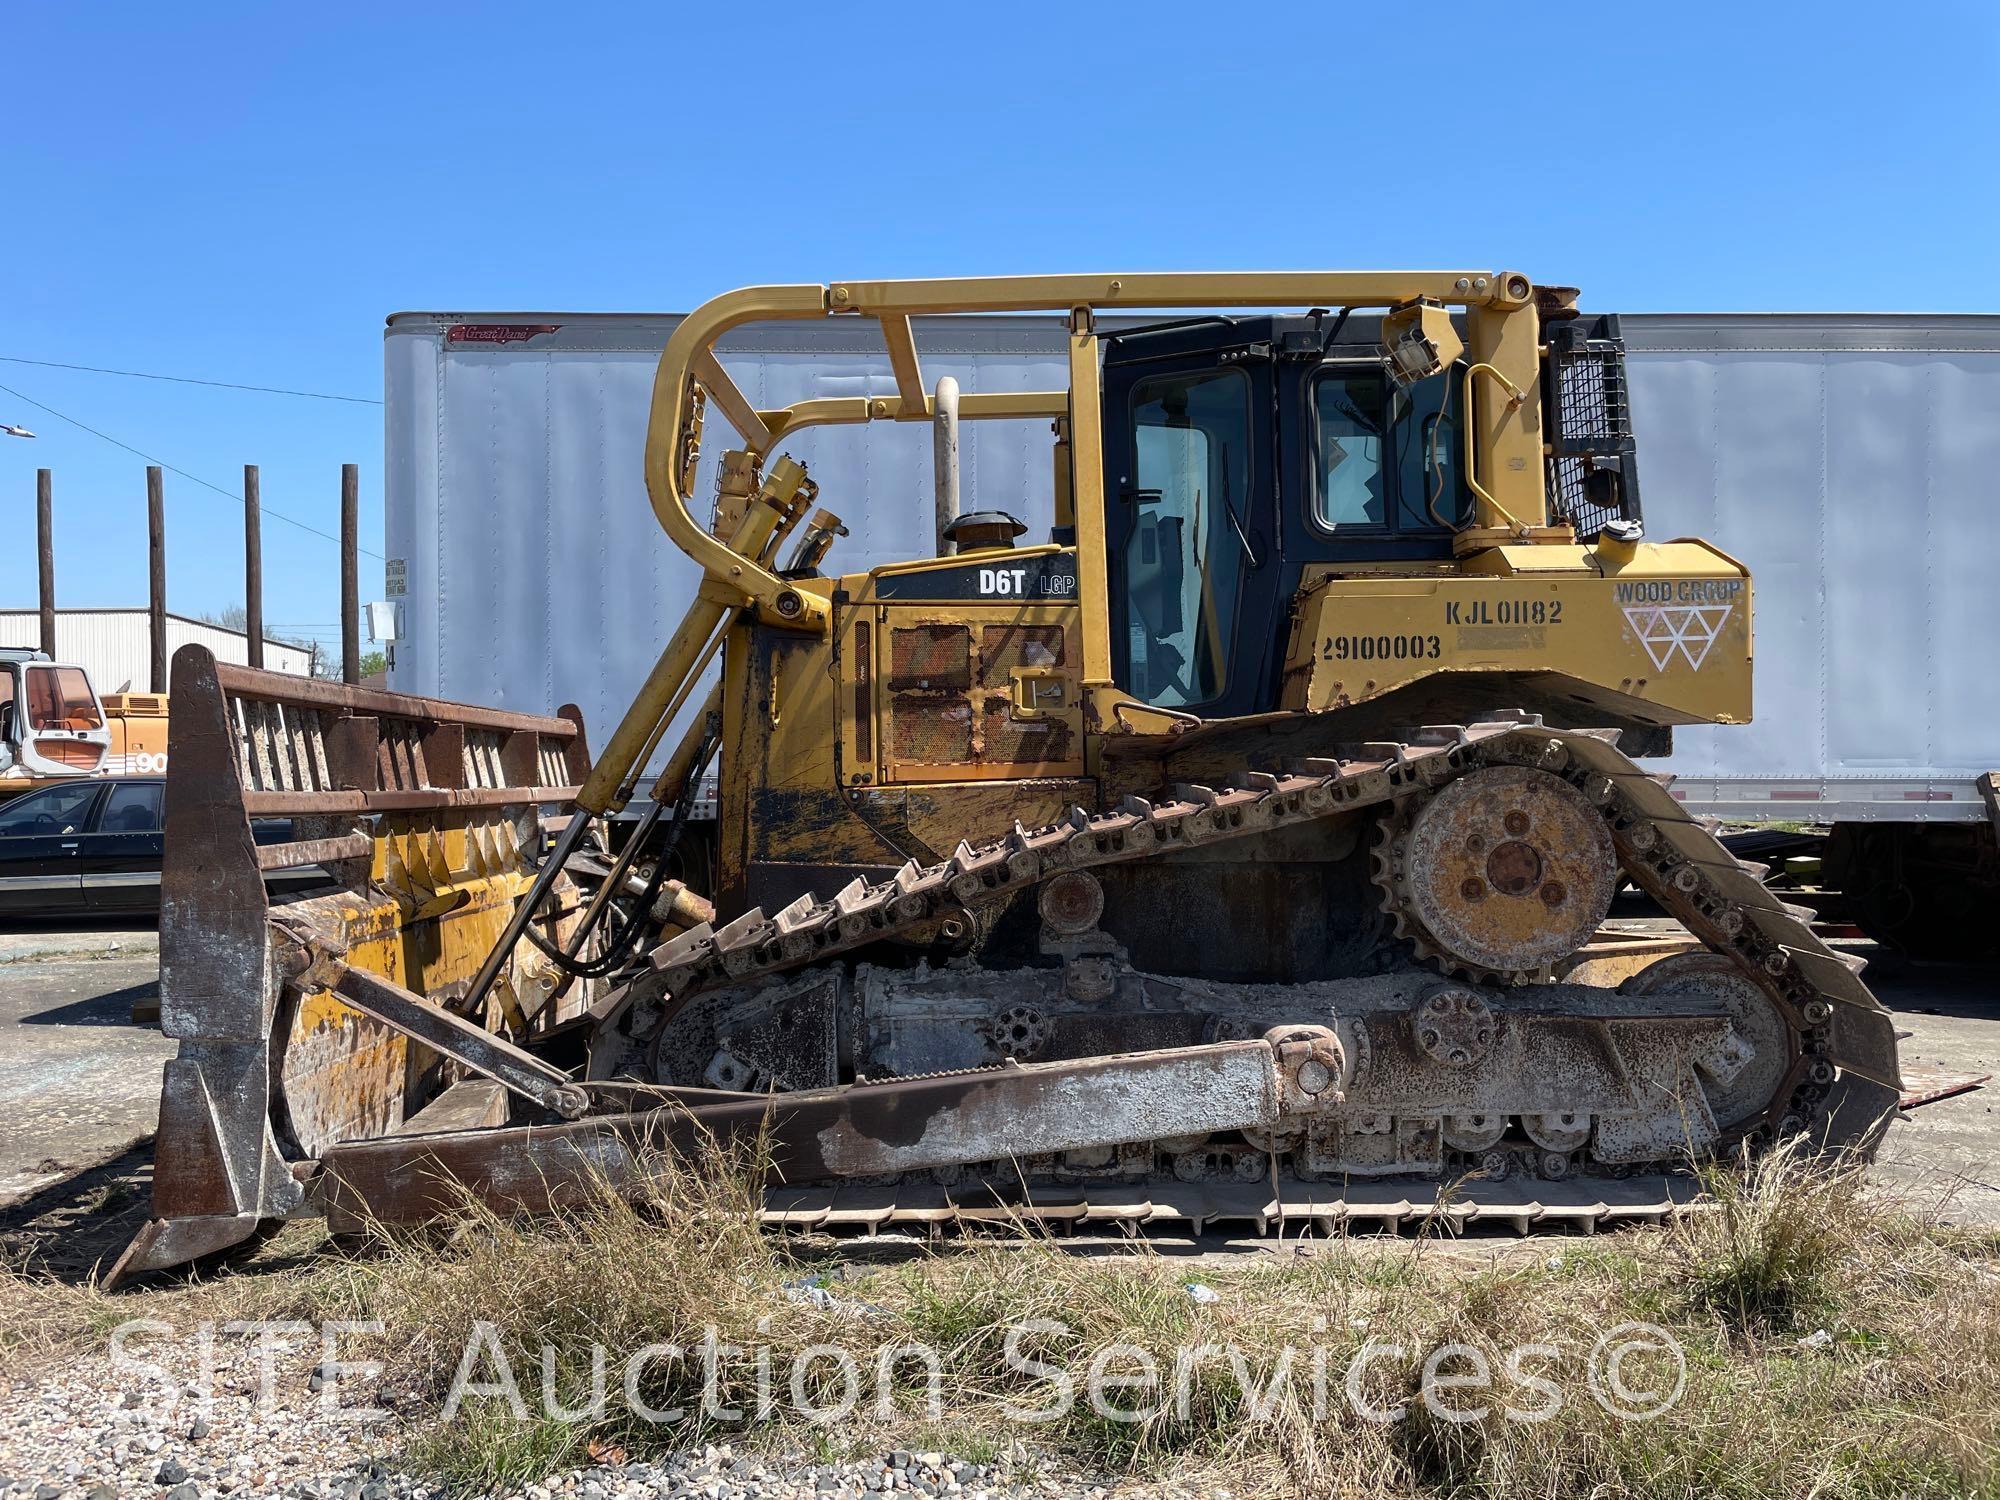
[0,609,313,690]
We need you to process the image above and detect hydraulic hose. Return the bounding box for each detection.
[526,714,721,981]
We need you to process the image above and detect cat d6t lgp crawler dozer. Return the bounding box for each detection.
[114,272,1903,1283]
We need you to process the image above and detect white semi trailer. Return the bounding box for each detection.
[382,308,2000,956]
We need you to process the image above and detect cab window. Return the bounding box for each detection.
[1313,368,1470,533]
[0,782,100,835]
[25,666,104,731]
[1125,368,1251,707]
[1315,372,1388,527]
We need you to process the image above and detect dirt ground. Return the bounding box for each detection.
[0,925,1993,1281]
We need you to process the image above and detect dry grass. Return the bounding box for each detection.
[5,1145,1998,1499]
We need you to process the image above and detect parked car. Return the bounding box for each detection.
[0,776,329,917]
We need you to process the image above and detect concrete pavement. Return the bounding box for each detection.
[0,951,170,1206]
[0,919,157,967]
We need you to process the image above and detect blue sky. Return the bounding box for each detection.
[5,0,1996,655]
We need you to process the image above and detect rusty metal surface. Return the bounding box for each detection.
[1557,932,1702,988]
[111,645,597,1287]
[1381,765,1619,979]
[313,1038,1316,1230]
[256,832,374,871]
[760,1174,1701,1237]
[213,659,583,737]
[1899,1068,1992,1111]
[398,1079,511,1135]
[311,960,588,1119]
[241,785,580,816]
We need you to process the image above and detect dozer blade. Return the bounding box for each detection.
[109,645,597,1286]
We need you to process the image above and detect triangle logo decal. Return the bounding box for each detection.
[1622,603,1733,671]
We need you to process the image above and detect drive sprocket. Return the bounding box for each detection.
[1373,764,1619,982]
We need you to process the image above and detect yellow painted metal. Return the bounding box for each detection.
[580,458,808,814]
[762,390,1067,445]
[1463,282,1549,534]
[643,283,827,629]
[692,349,773,454]
[1066,325,1112,691]
[826,271,1516,316]
[1459,361,1537,532]
[863,541,1068,588]
[580,595,732,816]
[628,270,1750,881]
[101,692,170,773]
[1380,300,1465,385]
[1559,933,1705,989]
[880,314,926,412]
[896,779,1095,857]
[639,272,1546,655]
[1284,542,1752,725]
[717,615,861,893]
[649,680,724,805]
[278,807,592,1149]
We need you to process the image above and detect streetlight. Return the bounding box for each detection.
[2,424,35,439]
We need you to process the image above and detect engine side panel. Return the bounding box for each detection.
[1284,542,1751,728]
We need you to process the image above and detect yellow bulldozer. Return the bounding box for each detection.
[113,272,1901,1282]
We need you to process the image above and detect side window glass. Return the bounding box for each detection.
[1315,373,1388,527]
[0,782,98,835]
[57,668,105,729]
[24,667,103,731]
[102,781,165,834]
[1126,369,1251,707]
[1314,367,1471,534]
[1395,374,1469,530]
[25,667,59,730]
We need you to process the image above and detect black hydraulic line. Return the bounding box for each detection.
[558,796,667,961]
[526,715,721,980]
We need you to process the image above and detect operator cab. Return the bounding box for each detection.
[0,647,110,783]
[1100,314,1474,719]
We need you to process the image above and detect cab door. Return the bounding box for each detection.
[1101,336,1279,718]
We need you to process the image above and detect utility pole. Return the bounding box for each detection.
[148,466,167,694]
[341,463,360,684]
[37,469,55,657]
[244,464,264,669]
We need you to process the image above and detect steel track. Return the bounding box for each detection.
[626,714,1901,1232]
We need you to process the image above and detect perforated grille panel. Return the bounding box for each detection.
[892,699,974,764]
[889,625,972,691]
[979,699,1071,765]
[879,619,1077,774]
[980,624,1066,676]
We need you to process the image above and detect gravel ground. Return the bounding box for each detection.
[0,1345,1191,1499]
